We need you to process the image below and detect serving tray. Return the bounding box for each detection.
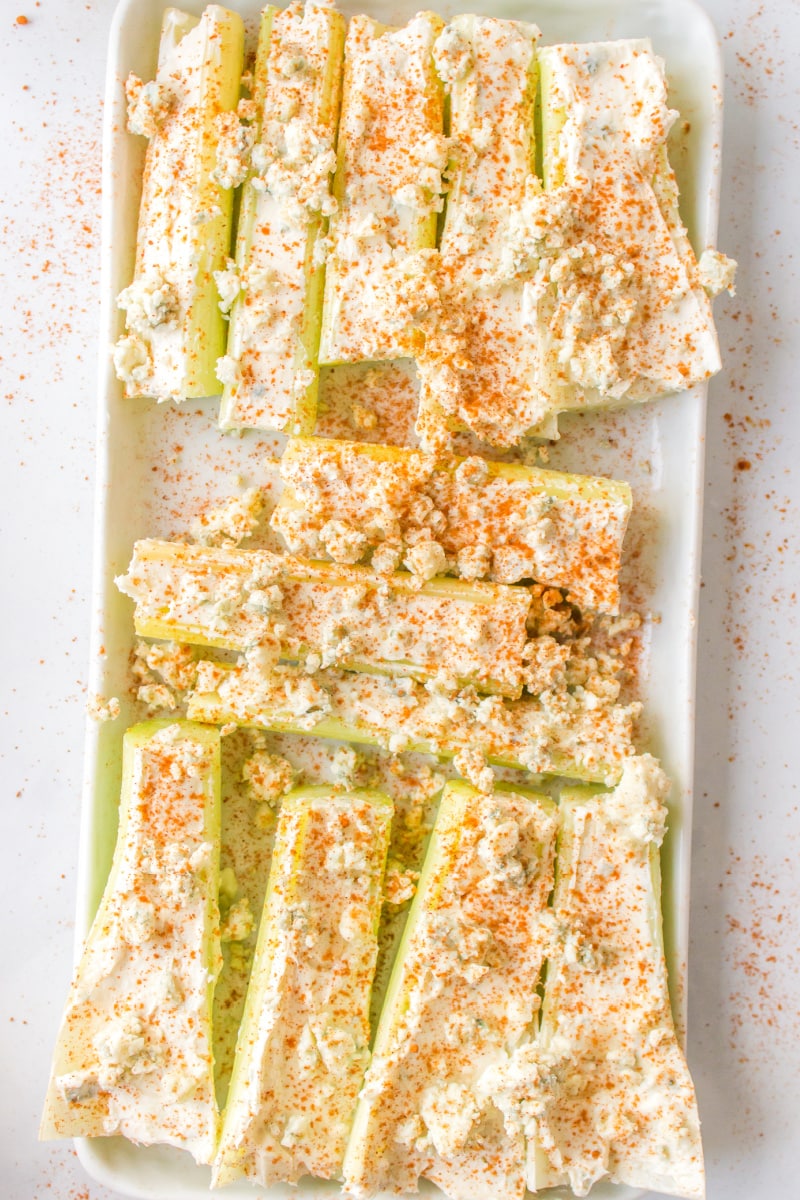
[74,0,723,1194]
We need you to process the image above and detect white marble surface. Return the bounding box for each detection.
[1,0,798,1197]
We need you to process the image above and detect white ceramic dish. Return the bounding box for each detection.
[73,0,723,1195]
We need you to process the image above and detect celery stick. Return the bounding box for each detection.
[343,780,557,1200]
[40,721,221,1164]
[217,2,345,433]
[485,757,704,1199]
[113,6,245,401]
[537,40,721,409]
[115,538,534,698]
[274,436,632,612]
[185,661,639,785]
[213,786,392,1186]
[416,15,563,450]
[318,12,446,365]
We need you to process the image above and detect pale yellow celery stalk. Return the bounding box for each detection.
[185,661,639,785]
[318,12,446,365]
[113,7,245,401]
[483,757,704,1199]
[40,721,221,1164]
[273,435,632,613]
[342,780,557,1200]
[537,40,723,410]
[416,15,562,451]
[213,786,392,1186]
[115,538,534,698]
[217,2,345,433]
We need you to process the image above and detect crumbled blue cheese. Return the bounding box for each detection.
[419,1081,480,1158]
[213,109,257,190]
[213,260,241,315]
[319,520,368,565]
[88,694,121,722]
[403,538,447,581]
[125,74,172,138]
[117,271,179,331]
[221,896,254,943]
[599,752,669,845]
[698,248,737,297]
[242,750,295,804]
[433,24,474,84]
[138,640,197,691]
[384,863,419,905]
[452,746,495,793]
[330,744,361,787]
[370,541,403,575]
[112,334,150,389]
[137,682,179,713]
[215,354,239,388]
[252,119,337,223]
[456,542,492,581]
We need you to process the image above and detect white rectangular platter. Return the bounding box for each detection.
[73,0,723,1196]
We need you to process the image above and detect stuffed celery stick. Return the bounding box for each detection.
[40,721,222,1164]
[115,538,534,698]
[213,786,392,1186]
[342,781,557,1200]
[536,40,732,409]
[273,436,632,613]
[415,15,562,451]
[113,6,245,401]
[483,757,704,1199]
[318,12,446,365]
[186,660,639,785]
[217,2,345,433]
